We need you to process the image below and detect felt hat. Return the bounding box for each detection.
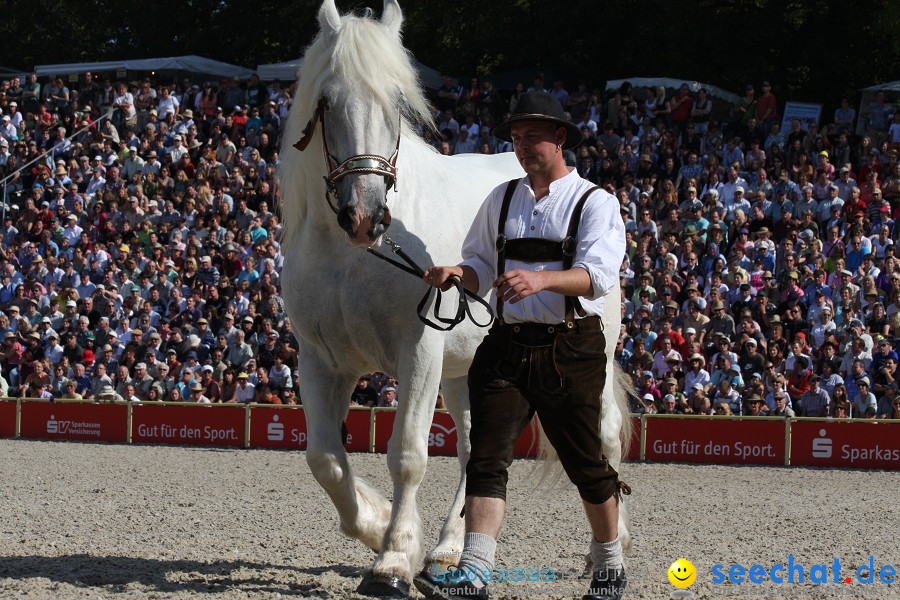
[492,92,583,149]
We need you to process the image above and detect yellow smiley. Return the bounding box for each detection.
[668,558,697,588]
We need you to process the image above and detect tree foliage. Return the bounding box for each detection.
[2,0,898,104]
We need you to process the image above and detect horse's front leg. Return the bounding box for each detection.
[358,344,441,597]
[424,375,470,571]
[301,350,392,552]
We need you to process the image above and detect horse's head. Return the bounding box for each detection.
[294,0,421,246]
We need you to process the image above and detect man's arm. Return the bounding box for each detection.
[493,267,591,305]
[423,265,480,295]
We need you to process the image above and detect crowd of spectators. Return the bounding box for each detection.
[0,72,299,405]
[424,75,900,420]
[3,70,900,422]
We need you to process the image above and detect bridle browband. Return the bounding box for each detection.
[291,97,494,331]
[293,98,400,214]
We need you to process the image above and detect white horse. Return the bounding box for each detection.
[279,1,632,596]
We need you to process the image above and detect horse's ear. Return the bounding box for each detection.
[318,0,342,34]
[381,0,403,37]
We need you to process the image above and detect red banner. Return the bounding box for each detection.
[373,410,537,457]
[20,401,128,443]
[644,417,786,465]
[373,410,395,454]
[428,412,460,456]
[0,400,16,438]
[627,417,641,461]
[131,404,244,447]
[791,420,900,470]
[343,409,371,452]
[249,406,308,449]
[513,421,539,458]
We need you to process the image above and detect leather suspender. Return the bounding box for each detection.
[495,178,602,328]
[494,179,518,323]
[562,184,601,328]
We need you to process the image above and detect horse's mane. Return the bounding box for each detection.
[280,8,434,244]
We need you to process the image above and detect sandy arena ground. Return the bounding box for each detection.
[0,439,897,599]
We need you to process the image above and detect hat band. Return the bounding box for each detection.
[508,113,567,123]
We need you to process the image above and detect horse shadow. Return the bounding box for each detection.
[0,554,364,596]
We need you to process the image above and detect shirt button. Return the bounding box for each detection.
[530,226,535,231]
[533,210,538,215]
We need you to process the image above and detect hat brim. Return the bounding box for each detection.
[492,115,584,150]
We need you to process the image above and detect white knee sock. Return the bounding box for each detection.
[591,536,624,574]
[456,532,496,588]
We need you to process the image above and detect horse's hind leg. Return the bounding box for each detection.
[301,353,391,552]
[424,375,470,571]
[361,351,441,596]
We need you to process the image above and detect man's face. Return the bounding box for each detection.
[511,121,563,175]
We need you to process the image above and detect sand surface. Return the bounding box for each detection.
[0,439,897,599]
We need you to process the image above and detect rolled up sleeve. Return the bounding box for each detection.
[572,191,626,301]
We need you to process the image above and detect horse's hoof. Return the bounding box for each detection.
[357,571,411,598]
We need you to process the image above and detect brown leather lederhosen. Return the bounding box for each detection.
[465,178,620,505]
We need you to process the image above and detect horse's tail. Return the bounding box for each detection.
[531,362,636,484]
[613,363,636,456]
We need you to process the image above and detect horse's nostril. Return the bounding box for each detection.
[337,208,355,233]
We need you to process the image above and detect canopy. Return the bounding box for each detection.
[854,81,900,135]
[605,77,742,105]
[0,66,25,78]
[35,55,255,80]
[861,81,900,93]
[256,58,442,89]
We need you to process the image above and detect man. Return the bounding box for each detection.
[417,93,627,600]
[800,373,830,417]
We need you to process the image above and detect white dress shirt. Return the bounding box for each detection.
[460,168,625,324]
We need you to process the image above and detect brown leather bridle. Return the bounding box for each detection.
[293,98,400,215]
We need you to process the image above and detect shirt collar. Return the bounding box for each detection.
[523,167,579,198]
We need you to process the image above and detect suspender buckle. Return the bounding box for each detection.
[495,234,507,253]
[561,235,576,257]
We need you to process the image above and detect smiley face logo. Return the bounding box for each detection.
[668,558,697,588]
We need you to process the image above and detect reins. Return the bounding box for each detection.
[366,237,493,331]
[293,99,494,331]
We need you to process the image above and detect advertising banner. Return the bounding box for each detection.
[513,422,539,458]
[249,406,308,450]
[372,411,462,456]
[131,404,244,447]
[644,417,785,465]
[427,412,460,456]
[627,417,641,461]
[790,420,900,470]
[20,401,128,443]
[343,409,371,452]
[373,410,396,454]
[0,400,16,438]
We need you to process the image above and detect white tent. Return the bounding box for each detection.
[256,59,303,82]
[35,55,255,79]
[861,81,900,93]
[256,58,443,89]
[854,81,900,135]
[606,77,741,105]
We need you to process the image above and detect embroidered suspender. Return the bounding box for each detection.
[495,178,602,328]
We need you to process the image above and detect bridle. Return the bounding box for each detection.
[291,97,493,331]
[293,98,400,215]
